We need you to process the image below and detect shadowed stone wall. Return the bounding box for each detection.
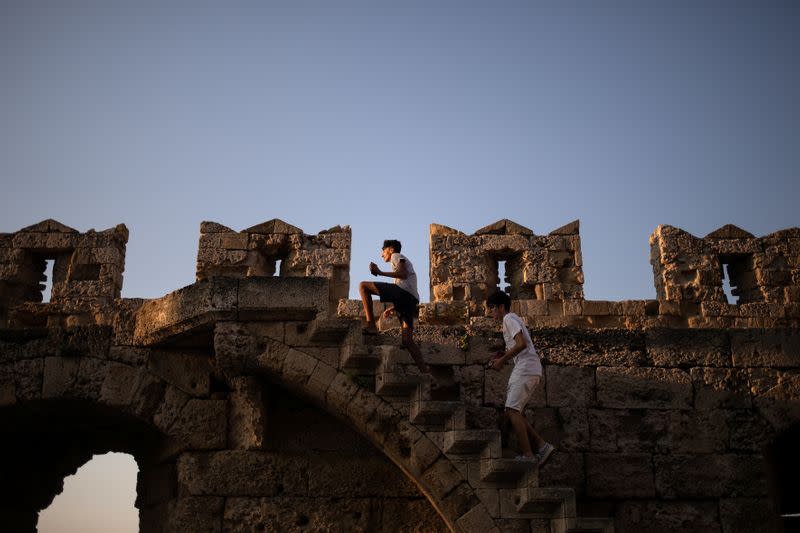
[2,218,799,533]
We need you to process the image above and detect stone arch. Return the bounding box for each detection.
[0,346,222,532]
[765,423,800,531]
[213,322,499,533]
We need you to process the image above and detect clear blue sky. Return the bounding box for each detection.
[2,1,798,530]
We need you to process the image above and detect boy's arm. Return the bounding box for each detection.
[491,333,526,369]
[374,258,409,280]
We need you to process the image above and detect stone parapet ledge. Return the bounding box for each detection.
[134,277,328,346]
[341,298,800,329]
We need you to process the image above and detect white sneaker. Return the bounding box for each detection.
[536,443,554,466]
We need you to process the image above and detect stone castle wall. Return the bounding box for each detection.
[1,218,799,533]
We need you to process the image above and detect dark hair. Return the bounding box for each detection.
[487,290,511,311]
[382,239,401,252]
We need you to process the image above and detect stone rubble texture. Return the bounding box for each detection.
[1,217,798,533]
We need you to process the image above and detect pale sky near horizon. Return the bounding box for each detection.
[2,1,798,531]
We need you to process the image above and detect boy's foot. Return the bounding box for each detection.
[362,323,379,335]
[535,443,555,466]
[514,454,536,463]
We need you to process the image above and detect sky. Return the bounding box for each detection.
[1,1,798,531]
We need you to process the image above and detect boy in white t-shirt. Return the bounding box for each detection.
[358,239,430,374]
[486,290,554,464]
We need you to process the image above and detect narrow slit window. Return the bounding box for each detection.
[42,259,54,303]
[497,260,509,293]
[721,263,737,304]
[274,259,282,276]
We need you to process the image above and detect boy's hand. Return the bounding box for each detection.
[369,262,380,276]
[381,307,396,320]
[485,350,504,370]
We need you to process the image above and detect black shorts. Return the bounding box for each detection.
[375,282,419,326]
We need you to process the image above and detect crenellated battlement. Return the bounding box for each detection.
[2,217,798,532]
[2,218,799,330]
[195,219,351,312]
[0,219,127,328]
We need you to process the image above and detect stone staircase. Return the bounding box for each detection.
[309,316,615,533]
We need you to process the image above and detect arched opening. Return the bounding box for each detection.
[0,400,165,533]
[38,452,138,533]
[765,424,800,531]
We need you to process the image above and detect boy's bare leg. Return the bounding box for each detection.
[506,408,534,457]
[401,322,431,374]
[358,281,379,332]
[524,417,546,451]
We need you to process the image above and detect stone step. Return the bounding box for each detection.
[340,343,381,372]
[515,486,575,517]
[552,516,615,533]
[443,429,501,457]
[308,317,358,343]
[479,457,536,484]
[409,400,464,428]
[375,369,425,397]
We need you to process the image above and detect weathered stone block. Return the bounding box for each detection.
[380,498,450,533]
[536,451,585,496]
[308,452,419,497]
[596,367,692,409]
[178,451,308,496]
[587,408,668,453]
[154,385,191,434]
[99,362,141,407]
[224,496,375,533]
[484,363,514,407]
[621,300,647,316]
[586,453,655,498]
[666,410,728,453]
[718,498,778,533]
[645,329,730,367]
[306,362,337,403]
[654,454,767,498]
[747,368,800,400]
[282,348,318,388]
[617,500,721,533]
[421,457,463,501]
[545,365,595,406]
[326,372,360,415]
[149,350,211,397]
[439,482,480,526]
[534,329,646,367]
[726,410,775,451]
[346,388,383,433]
[411,435,442,474]
[731,329,800,368]
[42,356,80,398]
[545,407,590,451]
[563,299,582,316]
[237,277,328,319]
[200,221,235,234]
[690,367,752,409]
[582,300,610,315]
[169,399,227,450]
[164,496,224,533]
[229,377,266,450]
[72,356,107,400]
[455,503,495,533]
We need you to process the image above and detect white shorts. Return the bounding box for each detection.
[505,374,541,412]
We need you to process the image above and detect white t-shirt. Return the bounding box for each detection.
[502,312,542,376]
[391,252,419,301]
